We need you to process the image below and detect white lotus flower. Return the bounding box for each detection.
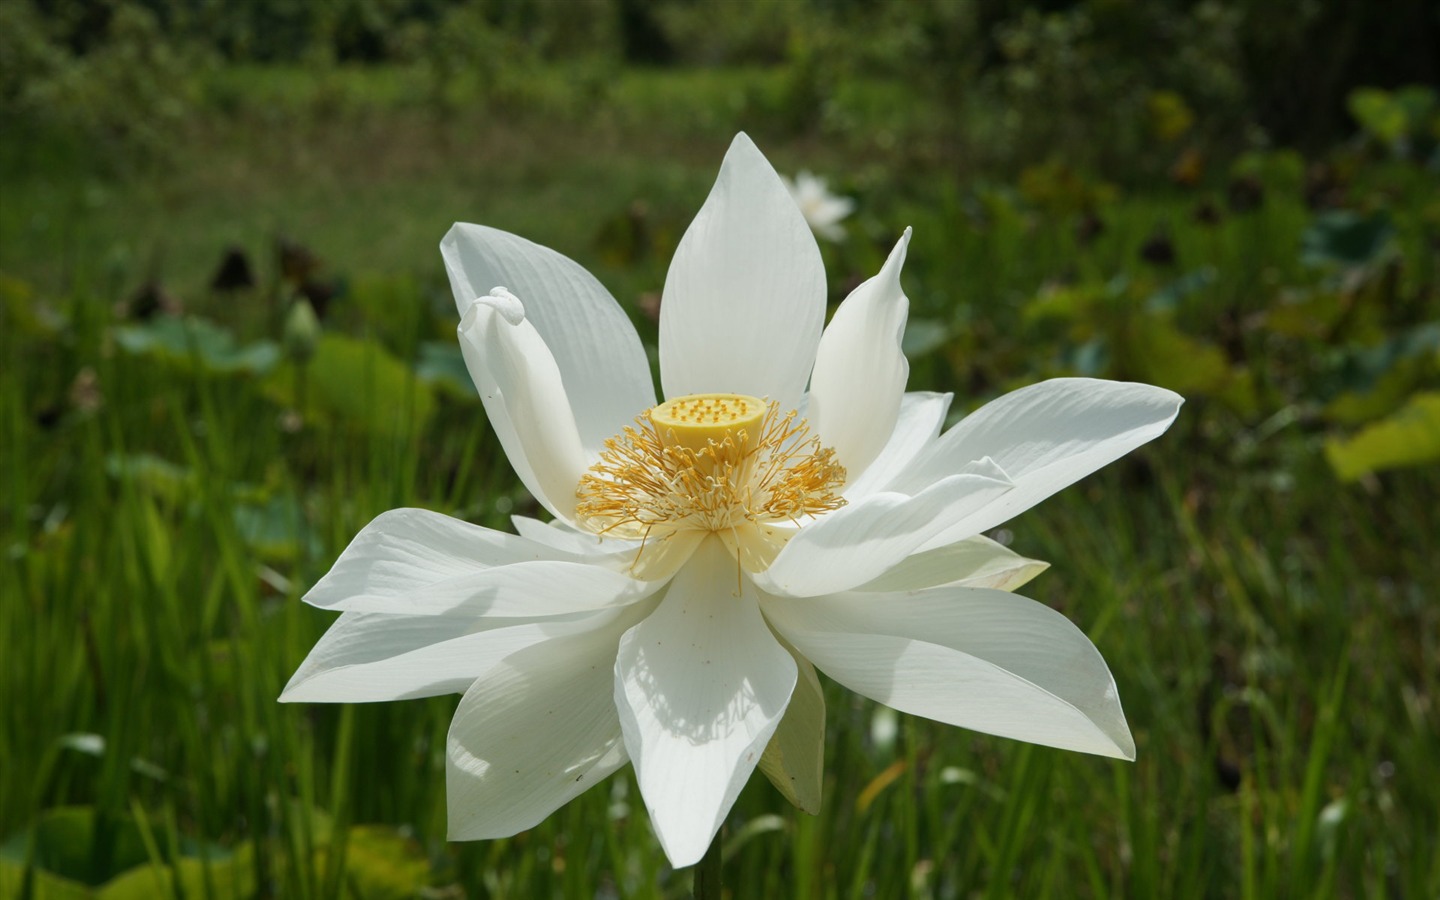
[783,170,855,241]
[280,133,1182,868]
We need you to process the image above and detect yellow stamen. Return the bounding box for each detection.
[574,395,846,551]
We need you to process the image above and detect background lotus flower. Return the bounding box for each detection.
[782,169,855,242]
[281,133,1181,868]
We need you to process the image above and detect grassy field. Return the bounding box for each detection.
[2,63,1438,899]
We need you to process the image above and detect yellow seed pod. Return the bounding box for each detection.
[649,393,766,455]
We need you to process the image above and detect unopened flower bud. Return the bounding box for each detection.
[283,299,321,364]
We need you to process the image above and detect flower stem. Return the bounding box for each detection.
[691,829,723,899]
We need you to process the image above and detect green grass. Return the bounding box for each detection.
[3,62,1438,899]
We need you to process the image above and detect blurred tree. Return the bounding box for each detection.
[1235,0,1440,145]
[8,0,1438,162]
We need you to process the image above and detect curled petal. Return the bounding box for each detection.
[442,223,655,451]
[614,537,797,867]
[763,587,1134,759]
[458,289,588,522]
[660,133,825,411]
[808,229,912,485]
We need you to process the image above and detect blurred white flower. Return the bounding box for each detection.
[281,133,1182,868]
[783,169,855,241]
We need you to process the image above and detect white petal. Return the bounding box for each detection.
[855,535,1049,593]
[756,467,1014,598]
[324,560,659,617]
[511,514,619,559]
[807,229,912,484]
[305,508,567,609]
[305,508,655,617]
[442,223,655,451]
[517,516,704,584]
[660,133,825,410]
[756,643,825,814]
[458,289,588,521]
[614,537,797,867]
[280,607,629,703]
[843,391,952,501]
[890,378,1182,547]
[763,588,1134,759]
[813,194,856,224]
[446,610,643,840]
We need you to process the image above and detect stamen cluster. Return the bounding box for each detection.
[575,402,846,542]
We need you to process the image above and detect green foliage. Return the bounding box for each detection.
[262,333,436,439]
[3,1,212,164]
[114,317,280,377]
[3,45,1439,900]
[1325,392,1440,480]
[1301,211,1394,269]
[1019,272,1254,414]
[1347,85,1440,161]
[976,3,1247,174]
[0,803,430,899]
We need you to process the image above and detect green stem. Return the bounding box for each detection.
[692,829,723,900]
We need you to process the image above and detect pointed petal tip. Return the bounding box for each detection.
[1108,737,1137,762]
[1091,713,1135,761]
[439,221,464,252]
[276,677,316,704]
[1114,724,1137,761]
[671,848,708,870]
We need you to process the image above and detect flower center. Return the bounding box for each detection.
[574,393,846,552]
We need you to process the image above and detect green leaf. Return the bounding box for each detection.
[1264,289,1349,339]
[0,808,150,887]
[1348,88,1407,144]
[415,340,478,400]
[103,454,195,506]
[100,852,255,900]
[1325,392,1440,480]
[265,334,435,438]
[347,274,426,346]
[901,318,950,358]
[1021,282,1105,328]
[1119,317,1231,397]
[0,273,66,337]
[1323,323,1440,423]
[1230,149,1305,195]
[0,860,92,900]
[1301,211,1393,269]
[1145,267,1216,314]
[1145,90,1195,143]
[114,316,279,376]
[320,826,429,900]
[233,495,317,563]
